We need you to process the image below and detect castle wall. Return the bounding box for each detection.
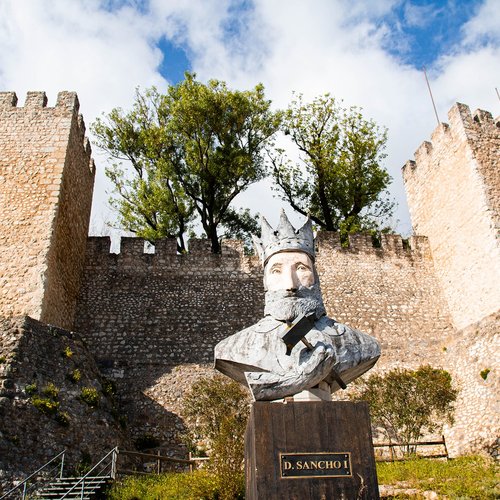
[0,92,95,329]
[74,233,455,449]
[403,103,500,330]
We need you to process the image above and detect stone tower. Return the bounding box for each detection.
[0,91,95,329]
[403,103,500,330]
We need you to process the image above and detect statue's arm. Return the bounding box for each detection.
[245,343,335,401]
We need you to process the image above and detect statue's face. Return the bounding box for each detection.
[264,251,315,292]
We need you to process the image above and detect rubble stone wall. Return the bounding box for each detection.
[403,103,500,330]
[74,232,458,450]
[0,92,94,330]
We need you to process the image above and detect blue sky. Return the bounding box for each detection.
[0,0,498,236]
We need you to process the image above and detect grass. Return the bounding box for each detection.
[107,456,498,499]
[377,455,499,498]
[107,470,221,500]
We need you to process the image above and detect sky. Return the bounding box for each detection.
[0,0,499,239]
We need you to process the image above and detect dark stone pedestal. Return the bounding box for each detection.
[245,401,379,500]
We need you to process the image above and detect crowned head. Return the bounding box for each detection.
[252,210,314,266]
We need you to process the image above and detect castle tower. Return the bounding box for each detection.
[0,91,95,329]
[403,103,499,330]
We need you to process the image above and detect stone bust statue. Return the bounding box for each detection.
[214,211,381,401]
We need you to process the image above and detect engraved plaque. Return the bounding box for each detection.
[280,452,352,478]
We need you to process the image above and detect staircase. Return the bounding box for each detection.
[1,448,118,500]
[34,476,111,499]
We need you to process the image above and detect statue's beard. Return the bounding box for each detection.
[264,284,327,323]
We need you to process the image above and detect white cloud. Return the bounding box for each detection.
[0,0,498,237]
[462,0,500,47]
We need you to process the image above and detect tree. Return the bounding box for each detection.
[350,366,458,456]
[182,375,250,500]
[271,94,395,240]
[92,88,194,252]
[93,75,279,253]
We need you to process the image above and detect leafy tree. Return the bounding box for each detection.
[351,365,458,456]
[92,88,194,252]
[93,75,279,253]
[182,375,250,500]
[271,94,394,240]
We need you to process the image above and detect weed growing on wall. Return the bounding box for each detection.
[80,387,100,407]
[32,396,60,415]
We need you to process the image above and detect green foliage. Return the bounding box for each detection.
[182,375,249,500]
[108,470,235,500]
[101,378,116,396]
[0,355,6,364]
[377,455,499,499]
[80,386,100,407]
[68,368,81,383]
[74,451,93,476]
[32,396,60,415]
[41,382,59,399]
[272,93,394,235]
[351,365,458,455]
[62,346,73,358]
[25,383,37,395]
[55,410,70,427]
[480,368,491,380]
[92,74,279,253]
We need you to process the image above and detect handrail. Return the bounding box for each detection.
[60,447,118,499]
[0,450,66,500]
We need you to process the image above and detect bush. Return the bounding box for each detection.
[101,378,116,396]
[41,382,59,399]
[80,387,100,407]
[68,368,81,383]
[182,375,249,500]
[62,346,73,358]
[32,396,60,415]
[351,365,458,455]
[55,410,70,427]
[25,383,37,395]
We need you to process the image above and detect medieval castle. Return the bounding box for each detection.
[0,91,498,480]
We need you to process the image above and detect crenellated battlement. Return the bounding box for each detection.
[0,90,80,112]
[403,103,499,173]
[402,102,500,331]
[83,232,431,272]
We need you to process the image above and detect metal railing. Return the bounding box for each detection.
[0,450,66,500]
[59,447,118,499]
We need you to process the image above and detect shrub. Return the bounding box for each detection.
[0,356,6,364]
[101,378,116,396]
[80,387,100,407]
[55,410,70,427]
[32,396,60,415]
[68,368,81,383]
[62,346,73,358]
[182,375,249,500]
[351,365,458,455]
[41,382,59,399]
[25,383,37,395]
[480,368,491,380]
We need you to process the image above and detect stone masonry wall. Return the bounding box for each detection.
[0,92,95,330]
[403,103,500,330]
[74,233,457,452]
[0,316,131,491]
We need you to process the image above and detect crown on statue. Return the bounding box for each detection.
[252,210,315,265]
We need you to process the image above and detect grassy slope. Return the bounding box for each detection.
[108,456,499,499]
